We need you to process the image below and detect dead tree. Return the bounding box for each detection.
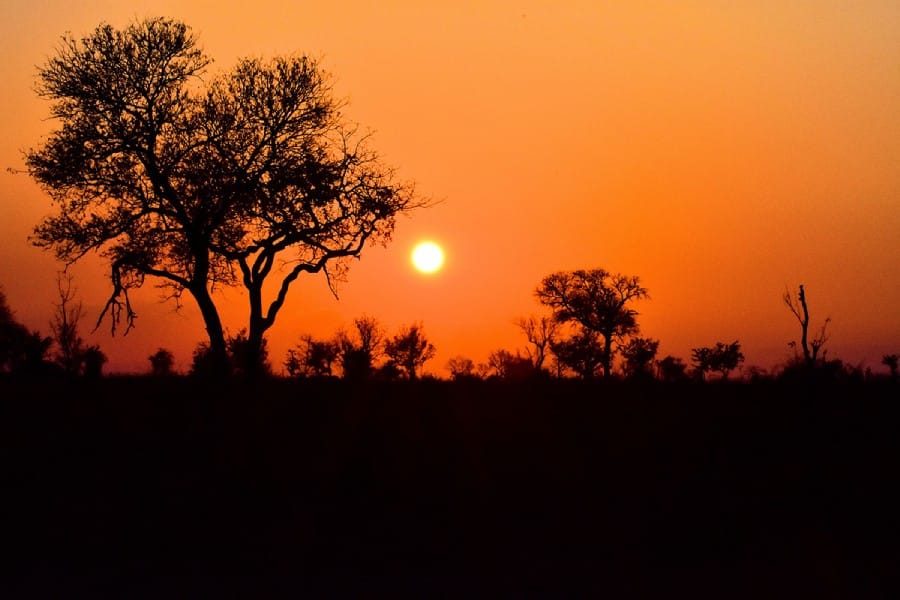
[515,315,559,372]
[783,284,830,368]
[50,273,85,375]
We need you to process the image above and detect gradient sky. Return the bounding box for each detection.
[1,1,898,375]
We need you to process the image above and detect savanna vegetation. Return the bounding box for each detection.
[2,16,897,598]
[2,267,896,596]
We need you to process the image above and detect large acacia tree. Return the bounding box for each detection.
[536,269,649,379]
[27,18,421,375]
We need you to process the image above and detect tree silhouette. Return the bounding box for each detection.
[446,355,477,381]
[384,323,436,380]
[148,348,176,376]
[536,269,649,379]
[189,342,217,378]
[486,349,534,380]
[516,315,558,373]
[284,335,340,378]
[27,18,422,377]
[883,354,898,382]
[549,329,605,380]
[49,274,86,375]
[656,355,688,382]
[337,316,384,381]
[620,337,659,380]
[783,285,830,369]
[1,288,53,374]
[189,329,270,378]
[691,341,744,381]
[80,345,107,379]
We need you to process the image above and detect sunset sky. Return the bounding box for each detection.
[1,1,898,375]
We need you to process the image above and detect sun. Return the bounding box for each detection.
[411,241,444,274]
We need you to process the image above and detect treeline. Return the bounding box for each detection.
[3,269,898,383]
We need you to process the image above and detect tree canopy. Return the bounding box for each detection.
[691,341,745,381]
[27,17,423,376]
[384,323,436,380]
[536,269,649,378]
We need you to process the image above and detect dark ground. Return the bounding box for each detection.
[1,377,898,598]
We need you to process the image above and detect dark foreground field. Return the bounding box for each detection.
[1,377,898,598]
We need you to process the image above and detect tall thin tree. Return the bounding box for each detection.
[783,284,830,368]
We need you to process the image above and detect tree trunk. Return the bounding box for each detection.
[602,333,614,379]
[798,285,812,367]
[245,283,270,379]
[189,283,229,378]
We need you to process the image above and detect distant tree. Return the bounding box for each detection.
[384,323,436,380]
[47,274,109,378]
[883,354,898,382]
[783,285,830,368]
[486,349,535,381]
[474,362,493,380]
[691,341,745,381]
[1,288,53,374]
[711,341,745,380]
[81,345,107,379]
[620,337,659,380]
[27,17,423,377]
[744,365,770,383]
[285,335,340,378]
[283,350,303,378]
[656,355,688,382]
[550,329,605,380]
[537,269,649,378]
[691,347,713,381]
[49,274,87,375]
[337,316,384,380]
[148,348,176,376]
[446,355,478,381]
[516,315,559,372]
[310,337,340,377]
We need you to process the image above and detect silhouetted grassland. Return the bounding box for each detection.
[1,378,897,598]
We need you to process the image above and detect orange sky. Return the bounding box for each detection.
[1,1,898,375]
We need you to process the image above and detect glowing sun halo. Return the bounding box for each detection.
[411,241,444,274]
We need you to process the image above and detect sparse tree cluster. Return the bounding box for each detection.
[1,280,106,378]
[4,264,896,384]
[284,316,438,381]
[49,274,107,377]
